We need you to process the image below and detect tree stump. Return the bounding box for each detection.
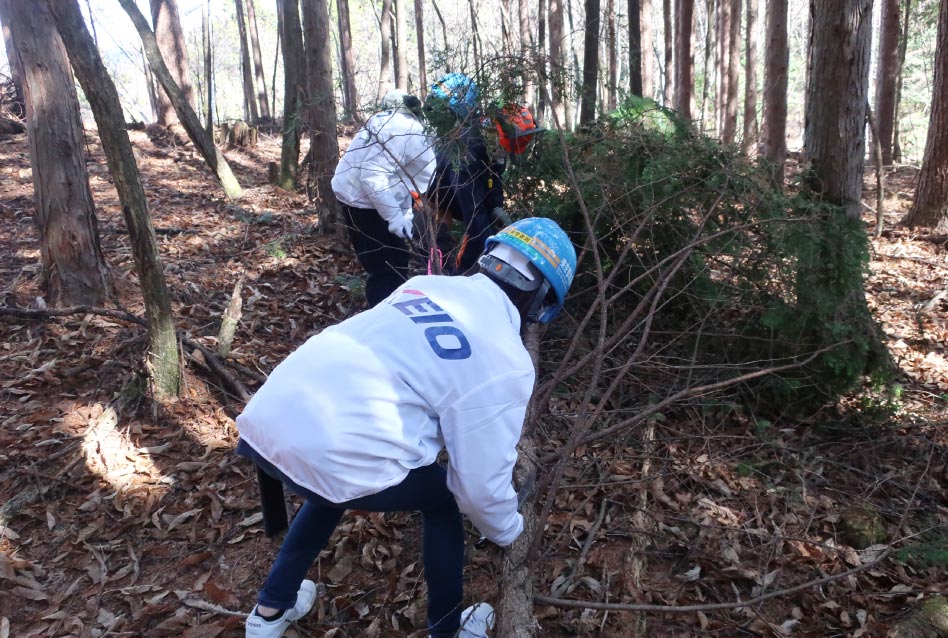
[839,507,887,549]
[888,596,948,638]
[222,120,258,148]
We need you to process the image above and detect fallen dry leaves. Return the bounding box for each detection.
[0,133,945,637]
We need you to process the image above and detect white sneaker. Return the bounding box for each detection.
[245,579,318,638]
[457,603,495,638]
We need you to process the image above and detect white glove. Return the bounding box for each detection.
[387,210,414,240]
[490,207,512,227]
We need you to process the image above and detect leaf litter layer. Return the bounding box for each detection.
[0,123,945,638]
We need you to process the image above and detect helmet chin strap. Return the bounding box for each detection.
[524,280,553,324]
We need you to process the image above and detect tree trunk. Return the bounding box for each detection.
[278,0,305,190]
[803,0,873,221]
[496,326,542,638]
[520,0,535,107]
[203,0,214,137]
[565,1,579,129]
[537,0,547,121]
[902,0,948,230]
[761,0,788,183]
[0,1,23,111]
[119,0,243,199]
[394,0,408,90]
[469,0,484,81]
[641,0,654,97]
[700,0,715,132]
[580,0,601,125]
[3,0,111,308]
[337,0,360,116]
[549,0,567,126]
[415,0,428,98]
[742,0,759,153]
[273,2,282,115]
[629,0,643,96]
[892,0,911,163]
[874,0,899,165]
[246,0,271,120]
[716,0,730,134]
[300,0,340,234]
[674,0,694,119]
[378,0,393,100]
[142,47,159,122]
[663,0,673,104]
[721,0,740,143]
[48,0,181,399]
[607,0,618,108]
[234,0,260,122]
[148,0,194,127]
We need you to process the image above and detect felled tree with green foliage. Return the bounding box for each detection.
[494,97,890,636]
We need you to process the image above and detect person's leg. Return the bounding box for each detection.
[256,500,345,609]
[347,464,464,638]
[341,203,410,306]
[457,209,493,273]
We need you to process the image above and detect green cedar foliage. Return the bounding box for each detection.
[506,97,890,415]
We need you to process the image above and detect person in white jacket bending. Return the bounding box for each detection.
[331,90,437,307]
[236,217,577,638]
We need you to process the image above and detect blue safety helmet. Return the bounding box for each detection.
[480,217,577,323]
[428,73,479,119]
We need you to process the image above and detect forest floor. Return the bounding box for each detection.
[0,126,946,638]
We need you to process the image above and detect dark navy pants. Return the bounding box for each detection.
[240,441,465,638]
[341,203,411,307]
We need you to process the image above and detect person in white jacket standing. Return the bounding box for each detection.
[331,90,437,307]
[236,217,577,638]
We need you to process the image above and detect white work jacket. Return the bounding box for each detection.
[331,109,437,225]
[236,274,534,546]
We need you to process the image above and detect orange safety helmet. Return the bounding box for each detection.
[494,103,545,155]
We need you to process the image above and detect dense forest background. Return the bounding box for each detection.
[0,0,944,161]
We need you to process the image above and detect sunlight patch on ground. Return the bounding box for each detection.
[79,404,167,494]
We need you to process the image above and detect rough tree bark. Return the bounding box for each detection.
[642,0,654,97]
[607,0,618,108]
[203,0,213,137]
[674,0,694,119]
[3,0,111,308]
[0,1,23,109]
[234,0,259,122]
[119,0,243,199]
[278,0,305,190]
[378,0,393,100]
[520,0,535,106]
[875,0,899,165]
[246,0,271,120]
[663,0,673,104]
[716,0,730,135]
[300,0,340,234]
[536,0,547,120]
[902,0,948,230]
[549,0,568,125]
[495,327,542,638]
[580,0,601,125]
[629,0,643,96]
[742,0,759,153]
[803,0,873,220]
[760,0,788,183]
[394,0,408,90]
[337,0,360,115]
[892,0,911,163]
[49,0,181,399]
[148,0,194,127]
[414,0,427,98]
[721,0,741,143]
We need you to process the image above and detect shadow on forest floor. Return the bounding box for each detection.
[0,130,945,637]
